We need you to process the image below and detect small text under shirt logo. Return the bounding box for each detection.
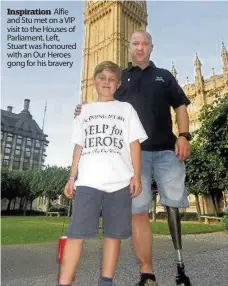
[155,76,165,83]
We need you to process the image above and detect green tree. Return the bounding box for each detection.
[186,94,228,215]
[198,93,228,206]
[19,169,43,215]
[1,169,22,211]
[41,166,69,210]
[1,166,70,214]
[198,94,228,170]
[186,142,225,216]
[1,168,10,196]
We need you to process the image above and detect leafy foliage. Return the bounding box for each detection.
[186,93,228,193]
[186,142,226,195]
[223,215,228,232]
[1,166,70,212]
[198,93,228,169]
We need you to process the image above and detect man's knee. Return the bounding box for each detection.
[132,212,149,219]
[154,151,189,208]
[132,194,152,214]
[132,212,150,224]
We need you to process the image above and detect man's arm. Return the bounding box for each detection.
[166,70,191,161]
[74,100,88,117]
[174,105,189,133]
[174,105,190,161]
[130,140,142,197]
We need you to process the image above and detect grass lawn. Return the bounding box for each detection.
[150,220,225,235]
[1,216,225,245]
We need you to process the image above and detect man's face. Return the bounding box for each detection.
[129,32,153,65]
[94,70,120,99]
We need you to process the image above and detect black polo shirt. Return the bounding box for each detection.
[114,61,190,151]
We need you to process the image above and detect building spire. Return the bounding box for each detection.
[194,53,204,93]
[221,41,228,76]
[194,53,201,70]
[221,41,227,55]
[194,53,203,78]
[171,61,177,80]
[212,67,215,76]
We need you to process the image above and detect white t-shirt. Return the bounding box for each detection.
[71,100,148,192]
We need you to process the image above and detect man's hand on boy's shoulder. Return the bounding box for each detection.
[64,180,74,199]
[130,177,142,198]
[74,101,87,117]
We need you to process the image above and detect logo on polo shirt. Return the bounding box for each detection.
[155,76,165,83]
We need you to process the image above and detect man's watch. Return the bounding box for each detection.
[179,132,192,141]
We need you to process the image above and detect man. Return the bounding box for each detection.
[75,31,192,286]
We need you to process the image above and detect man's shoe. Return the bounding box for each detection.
[136,278,159,286]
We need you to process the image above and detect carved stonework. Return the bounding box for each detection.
[172,48,228,135]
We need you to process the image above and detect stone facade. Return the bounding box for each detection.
[171,43,228,135]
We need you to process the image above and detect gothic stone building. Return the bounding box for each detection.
[171,43,228,135]
[1,99,49,170]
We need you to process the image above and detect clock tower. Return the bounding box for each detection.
[81,0,148,102]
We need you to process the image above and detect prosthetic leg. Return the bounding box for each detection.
[166,207,192,286]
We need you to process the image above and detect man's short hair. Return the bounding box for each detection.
[93,61,121,81]
[131,30,152,44]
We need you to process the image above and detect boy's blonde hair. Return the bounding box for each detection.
[93,61,121,81]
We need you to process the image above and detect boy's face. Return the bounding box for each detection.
[94,70,120,100]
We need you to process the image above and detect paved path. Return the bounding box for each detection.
[1,233,228,286]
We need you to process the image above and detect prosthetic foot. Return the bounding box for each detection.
[176,263,191,286]
[166,207,192,286]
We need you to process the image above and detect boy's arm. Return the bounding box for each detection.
[70,114,84,177]
[65,116,83,199]
[128,104,148,197]
[64,144,82,199]
[130,140,142,197]
[130,140,141,181]
[69,144,83,179]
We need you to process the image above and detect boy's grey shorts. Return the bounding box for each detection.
[67,186,132,239]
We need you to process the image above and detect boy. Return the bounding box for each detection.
[58,61,148,286]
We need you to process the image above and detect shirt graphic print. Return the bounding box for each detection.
[71,100,148,192]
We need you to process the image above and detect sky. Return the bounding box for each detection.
[1,0,228,167]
